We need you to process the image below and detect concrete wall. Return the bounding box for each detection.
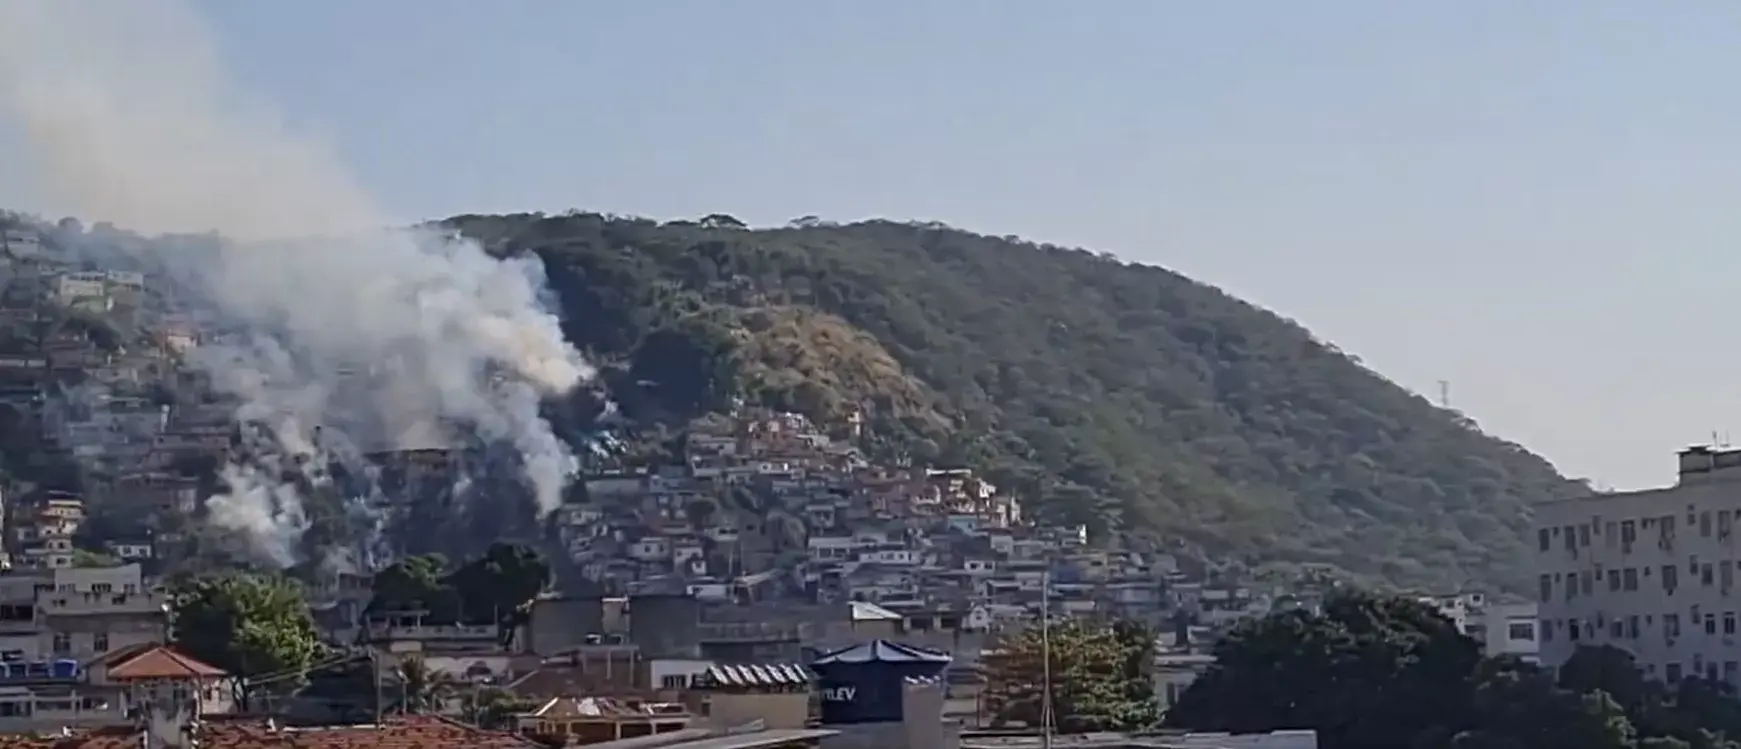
[629,595,703,659]
[525,596,605,655]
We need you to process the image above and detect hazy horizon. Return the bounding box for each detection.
[3,0,1737,492]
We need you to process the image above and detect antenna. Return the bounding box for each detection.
[1437,380,1451,408]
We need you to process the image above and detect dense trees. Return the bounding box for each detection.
[168,572,324,707]
[1166,591,1741,749]
[367,543,551,640]
[982,618,1159,732]
[444,212,1578,589]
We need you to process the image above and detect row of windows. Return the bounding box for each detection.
[1539,557,1741,601]
[1544,608,1741,644]
[1540,506,1741,554]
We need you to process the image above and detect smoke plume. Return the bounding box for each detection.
[0,1,591,564]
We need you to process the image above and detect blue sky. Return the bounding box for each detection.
[13,1,1741,490]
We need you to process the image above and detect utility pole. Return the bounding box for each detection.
[1041,570,1054,749]
[371,649,383,725]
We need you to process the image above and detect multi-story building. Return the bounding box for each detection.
[1535,445,1741,684]
[11,492,83,570]
[1420,593,1538,662]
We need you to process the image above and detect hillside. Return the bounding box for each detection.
[446,212,1581,591]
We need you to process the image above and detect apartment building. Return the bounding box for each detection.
[9,492,83,570]
[1421,593,1540,662]
[1535,445,1741,684]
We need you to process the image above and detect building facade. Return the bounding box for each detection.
[1535,445,1741,684]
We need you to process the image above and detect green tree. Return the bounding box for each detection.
[446,543,551,635]
[391,655,458,715]
[983,618,1159,732]
[1166,591,1481,748]
[169,573,323,708]
[367,554,461,622]
[629,313,742,416]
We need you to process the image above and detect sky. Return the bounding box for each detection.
[1,0,1738,491]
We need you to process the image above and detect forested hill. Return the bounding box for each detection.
[447,212,1582,591]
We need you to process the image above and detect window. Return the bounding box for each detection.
[1608,570,1622,591]
[1539,529,1551,551]
[1622,520,1637,545]
[1610,620,1624,638]
[1727,613,1738,636]
[1624,568,1639,591]
[1667,614,1682,638]
[1703,511,1714,537]
[1665,564,1680,593]
[90,583,110,594]
[661,674,688,689]
[1705,564,1716,587]
[1538,575,1552,602]
[1667,663,1683,682]
[1508,622,1536,641]
[1540,619,1555,642]
[1579,524,1592,547]
[1569,618,1581,641]
[92,633,107,653]
[1707,614,1718,636]
[50,633,68,655]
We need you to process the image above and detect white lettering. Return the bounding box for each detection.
[820,686,856,702]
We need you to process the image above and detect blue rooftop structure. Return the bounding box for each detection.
[810,640,950,725]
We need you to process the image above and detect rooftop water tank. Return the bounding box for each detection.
[809,639,950,725]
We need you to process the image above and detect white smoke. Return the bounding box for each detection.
[0,0,591,563]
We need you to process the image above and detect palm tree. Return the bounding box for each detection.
[392,656,457,715]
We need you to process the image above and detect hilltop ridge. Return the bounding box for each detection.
[447,212,1581,590]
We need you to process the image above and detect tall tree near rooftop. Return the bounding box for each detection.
[981,617,1159,732]
[168,572,323,709]
[1162,593,1741,749]
[367,553,462,622]
[391,655,457,715]
[1165,591,1482,749]
[446,542,550,637]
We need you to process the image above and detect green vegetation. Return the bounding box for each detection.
[445,212,1579,590]
[1167,591,1741,749]
[367,542,551,641]
[168,572,324,707]
[982,618,1160,732]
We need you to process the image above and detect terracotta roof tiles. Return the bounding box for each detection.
[104,645,227,680]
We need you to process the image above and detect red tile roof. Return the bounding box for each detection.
[104,645,227,680]
[0,716,539,749]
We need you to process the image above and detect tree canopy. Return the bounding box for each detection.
[1166,591,1741,749]
[367,543,551,637]
[168,572,324,705]
[982,618,1160,732]
[444,212,1581,590]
